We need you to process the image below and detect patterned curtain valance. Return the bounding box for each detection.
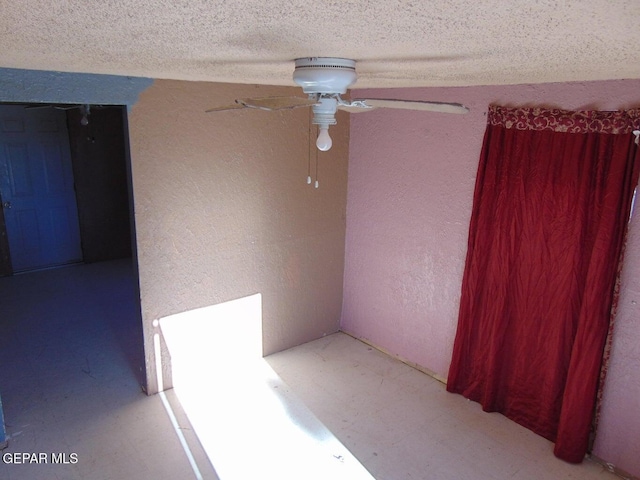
[488,105,640,134]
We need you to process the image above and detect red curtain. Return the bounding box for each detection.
[447,105,640,463]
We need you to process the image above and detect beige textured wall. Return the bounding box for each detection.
[128,80,349,393]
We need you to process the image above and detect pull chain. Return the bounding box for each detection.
[307,109,312,184]
[315,140,319,188]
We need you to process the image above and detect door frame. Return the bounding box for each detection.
[0,68,152,387]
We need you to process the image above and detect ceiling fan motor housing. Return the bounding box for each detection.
[293,57,357,94]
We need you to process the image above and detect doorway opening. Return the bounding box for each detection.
[0,101,145,382]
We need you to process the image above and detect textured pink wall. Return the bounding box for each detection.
[343,79,640,475]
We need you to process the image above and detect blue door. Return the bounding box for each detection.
[0,106,82,272]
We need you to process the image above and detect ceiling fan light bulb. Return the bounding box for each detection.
[316,127,332,151]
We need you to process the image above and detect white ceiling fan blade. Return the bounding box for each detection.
[206,96,317,113]
[241,96,318,110]
[205,103,247,113]
[352,98,469,114]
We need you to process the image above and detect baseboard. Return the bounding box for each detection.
[339,329,448,385]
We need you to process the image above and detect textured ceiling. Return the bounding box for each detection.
[1,1,640,89]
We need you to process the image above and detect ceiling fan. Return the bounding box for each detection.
[206,57,470,151]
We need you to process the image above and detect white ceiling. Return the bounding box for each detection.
[2,1,640,89]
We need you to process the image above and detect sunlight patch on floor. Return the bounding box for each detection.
[159,294,374,480]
